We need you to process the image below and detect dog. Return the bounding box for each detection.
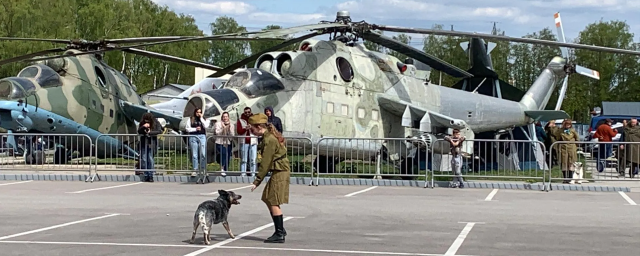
[571,162,586,184]
[190,190,242,245]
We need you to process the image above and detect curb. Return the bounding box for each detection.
[0,174,630,192]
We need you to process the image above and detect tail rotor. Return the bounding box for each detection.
[553,12,600,111]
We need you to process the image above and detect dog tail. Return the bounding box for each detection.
[198,211,206,227]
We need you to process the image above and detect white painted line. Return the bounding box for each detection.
[200,185,254,195]
[0,180,34,186]
[444,222,476,256]
[0,241,478,255]
[0,240,206,248]
[182,216,295,256]
[618,191,637,205]
[344,186,378,197]
[66,182,144,194]
[219,245,454,255]
[484,189,499,201]
[0,213,121,241]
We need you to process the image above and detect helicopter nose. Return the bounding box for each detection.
[0,78,34,100]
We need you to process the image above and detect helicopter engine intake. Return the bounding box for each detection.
[274,52,300,77]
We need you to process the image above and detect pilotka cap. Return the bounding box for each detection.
[248,113,268,125]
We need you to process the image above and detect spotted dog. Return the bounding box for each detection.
[190,190,242,245]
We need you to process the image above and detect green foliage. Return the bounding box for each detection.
[1,2,638,122]
[247,24,298,68]
[0,0,209,93]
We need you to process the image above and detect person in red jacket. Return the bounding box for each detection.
[594,118,618,173]
[237,107,258,177]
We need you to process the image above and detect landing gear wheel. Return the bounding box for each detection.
[54,147,69,165]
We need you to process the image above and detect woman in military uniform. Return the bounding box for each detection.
[248,113,290,243]
[549,119,580,183]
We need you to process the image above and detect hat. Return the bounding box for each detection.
[248,113,268,125]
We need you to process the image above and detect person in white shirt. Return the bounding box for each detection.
[236,107,258,177]
[214,112,235,176]
[184,108,209,173]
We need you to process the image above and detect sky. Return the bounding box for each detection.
[150,0,640,46]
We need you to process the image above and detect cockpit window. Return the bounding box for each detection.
[201,88,240,111]
[226,71,250,88]
[17,67,39,78]
[204,98,221,117]
[17,64,63,88]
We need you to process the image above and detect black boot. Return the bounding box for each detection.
[264,215,285,243]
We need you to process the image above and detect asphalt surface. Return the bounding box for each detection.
[0,180,638,256]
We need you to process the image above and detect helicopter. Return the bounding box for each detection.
[2,11,636,177]
[0,32,292,163]
[172,10,640,177]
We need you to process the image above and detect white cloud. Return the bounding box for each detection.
[332,0,540,25]
[152,0,255,15]
[247,12,328,24]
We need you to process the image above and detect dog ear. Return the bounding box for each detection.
[218,190,227,196]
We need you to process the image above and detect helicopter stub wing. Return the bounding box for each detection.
[119,101,183,131]
[376,94,467,132]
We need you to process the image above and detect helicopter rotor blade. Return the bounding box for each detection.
[372,24,640,56]
[122,48,224,72]
[101,23,348,44]
[26,34,287,63]
[0,47,67,66]
[361,31,473,78]
[0,37,72,44]
[208,32,323,78]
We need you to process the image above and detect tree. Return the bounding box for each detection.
[207,16,248,69]
[387,33,411,61]
[422,24,467,87]
[565,20,639,122]
[247,24,297,68]
[0,0,210,93]
[509,28,561,103]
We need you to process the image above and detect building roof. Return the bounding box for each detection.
[602,101,640,116]
[141,84,191,95]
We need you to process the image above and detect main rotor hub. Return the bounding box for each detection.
[336,11,351,24]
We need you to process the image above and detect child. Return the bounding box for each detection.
[444,129,465,188]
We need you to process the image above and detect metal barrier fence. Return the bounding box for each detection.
[3,132,640,188]
[430,139,548,189]
[314,137,429,184]
[201,135,314,184]
[0,133,93,175]
[548,141,640,189]
[90,134,202,182]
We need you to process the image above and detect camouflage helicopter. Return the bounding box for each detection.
[169,11,640,178]
[0,32,291,163]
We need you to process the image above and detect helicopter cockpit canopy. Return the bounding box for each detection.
[17,64,63,88]
[224,68,285,98]
[184,88,240,119]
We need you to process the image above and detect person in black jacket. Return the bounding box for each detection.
[264,106,283,133]
[138,112,162,182]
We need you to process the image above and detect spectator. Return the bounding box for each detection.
[593,118,617,173]
[138,112,162,182]
[237,107,258,177]
[549,119,579,184]
[214,112,235,176]
[444,129,465,188]
[544,121,558,167]
[264,106,283,133]
[620,118,639,178]
[185,108,208,174]
[535,121,547,142]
